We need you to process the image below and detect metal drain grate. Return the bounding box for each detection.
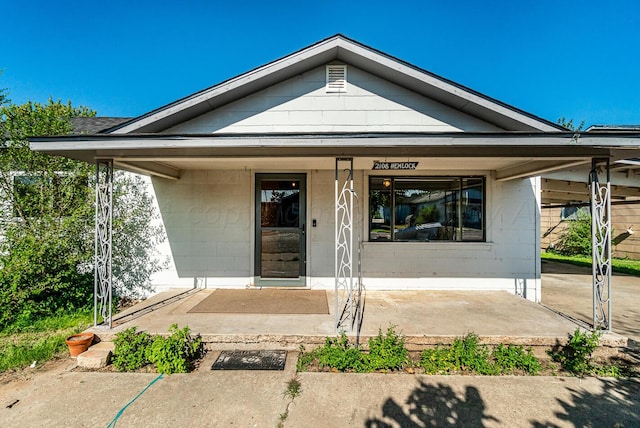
[212,350,287,370]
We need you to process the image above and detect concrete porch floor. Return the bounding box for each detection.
[89,276,629,351]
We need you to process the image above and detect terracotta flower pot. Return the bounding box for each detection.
[65,332,95,357]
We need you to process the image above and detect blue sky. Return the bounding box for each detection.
[2,0,639,127]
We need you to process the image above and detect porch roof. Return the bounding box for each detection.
[30,131,640,181]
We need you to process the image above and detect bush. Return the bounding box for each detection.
[0,231,93,331]
[420,346,456,374]
[146,324,203,374]
[366,325,409,371]
[112,327,152,371]
[492,344,541,375]
[555,210,592,256]
[112,324,202,374]
[420,333,541,375]
[298,326,409,373]
[549,328,600,375]
[314,332,367,373]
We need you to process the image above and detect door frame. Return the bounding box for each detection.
[254,173,307,286]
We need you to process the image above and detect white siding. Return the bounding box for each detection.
[165,65,503,134]
[150,170,253,290]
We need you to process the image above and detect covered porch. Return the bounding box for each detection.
[87,266,630,352]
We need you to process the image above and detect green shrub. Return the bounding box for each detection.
[549,328,600,375]
[112,327,152,371]
[555,210,592,256]
[298,326,409,373]
[112,324,202,374]
[491,344,541,375]
[366,325,409,371]
[420,346,455,374]
[449,333,495,374]
[419,333,542,375]
[146,324,203,374]
[0,231,93,331]
[314,332,367,373]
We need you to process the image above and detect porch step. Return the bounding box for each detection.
[77,342,114,369]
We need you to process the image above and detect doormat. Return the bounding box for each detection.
[212,350,287,370]
[187,289,329,314]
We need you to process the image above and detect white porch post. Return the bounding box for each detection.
[335,158,361,333]
[590,158,612,332]
[94,159,113,328]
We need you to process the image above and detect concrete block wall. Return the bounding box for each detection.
[151,169,252,289]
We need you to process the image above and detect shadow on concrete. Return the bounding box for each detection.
[531,378,640,427]
[364,381,499,427]
[541,260,592,275]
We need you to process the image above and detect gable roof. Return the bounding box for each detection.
[109,34,563,134]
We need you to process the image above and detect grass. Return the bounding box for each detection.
[0,310,93,372]
[542,251,640,276]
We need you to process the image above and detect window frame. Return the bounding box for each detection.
[367,175,486,243]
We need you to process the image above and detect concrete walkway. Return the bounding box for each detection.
[1,357,639,427]
[541,260,640,342]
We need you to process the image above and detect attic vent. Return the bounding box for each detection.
[326,65,347,93]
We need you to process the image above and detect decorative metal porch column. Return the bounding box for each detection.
[335,158,362,333]
[94,159,113,328]
[590,158,612,332]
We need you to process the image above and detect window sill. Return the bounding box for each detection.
[363,241,494,251]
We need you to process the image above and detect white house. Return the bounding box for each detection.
[31,35,640,328]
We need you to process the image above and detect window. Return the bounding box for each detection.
[369,176,485,242]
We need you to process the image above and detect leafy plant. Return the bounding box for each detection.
[549,328,601,375]
[420,333,541,375]
[145,324,202,374]
[420,346,455,374]
[366,325,409,371]
[296,345,315,372]
[449,333,495,374]
[491,344,541,375]
[112,327,152,371]
[555,210,592,256]
[298,326,409,373]
[314,332,367,373]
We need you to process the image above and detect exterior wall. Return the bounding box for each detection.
[150,169,253,290]
[148,167,541,302]
[165,65,503,134]
[541,203,640,259]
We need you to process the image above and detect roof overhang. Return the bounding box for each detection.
[30,132,640,181]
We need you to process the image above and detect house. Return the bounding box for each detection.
[30,35,640,329]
